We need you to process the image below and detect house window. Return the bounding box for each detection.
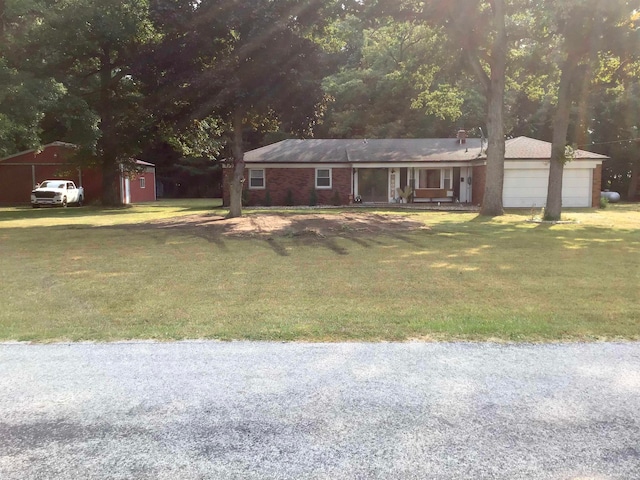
[418,168,453,189]
[139,177,146,189]
[316,168,332,189]
[419,169,441,188]
[443,169,451,190]
[249,169,265,189]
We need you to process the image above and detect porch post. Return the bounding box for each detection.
[353,168,358,200]
[389,168,397,202]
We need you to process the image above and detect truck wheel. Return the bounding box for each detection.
[77,196,83,207]
[62,196,67,208]
[32,204,40,208]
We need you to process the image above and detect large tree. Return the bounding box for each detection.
[143,0,339,217]
[317,16,485,139]
[589,57,640,200]
[538,0,639,220]
[31,0,157,205]
[367,0,512,215]
[0,0,64,157]
[429,0,509,216]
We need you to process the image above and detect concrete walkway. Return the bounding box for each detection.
[1,342,639,479]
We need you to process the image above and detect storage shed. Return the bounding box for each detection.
[0,142,156,205]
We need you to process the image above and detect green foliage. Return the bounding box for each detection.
[0,2,66,156]
[264,190,272,207]
[241,188,250,207]
[20,0,161,204]
[599,195,609,209]
[285,189,294,206]
[318,18,478,138]
[164,118,224,160]
[2,0,636,217]
[309,188,318,207]
[562,145,577,165]
[535,0,639,219]
[141,0,337,216]
[589,64,640,197]
[331,190,342,206]
[412,84,464,121]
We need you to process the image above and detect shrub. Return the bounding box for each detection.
[241,188,249,206]
[331,190,342,206]
[285,189,294,206]
[309,188,318,206]
[264,190,272,206]
[600,195,609,209]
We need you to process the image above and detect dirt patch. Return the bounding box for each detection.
[140,212,429,239]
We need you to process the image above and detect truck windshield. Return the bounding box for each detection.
[39,182,65,188]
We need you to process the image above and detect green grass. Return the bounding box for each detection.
[1,200,639,342]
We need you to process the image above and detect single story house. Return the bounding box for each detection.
[0,142,157,205]
[223,134,606,208]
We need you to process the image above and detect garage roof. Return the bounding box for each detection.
[504,137,609,160]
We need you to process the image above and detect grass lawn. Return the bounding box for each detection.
[1,199,638,342]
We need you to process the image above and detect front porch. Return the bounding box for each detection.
[346,201,479,212]
[353,166,474,204]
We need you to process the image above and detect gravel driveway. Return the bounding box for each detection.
[1,341,639,479]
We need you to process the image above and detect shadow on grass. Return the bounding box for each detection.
[4,205,639,258]
[0,205,135,222]
[264,237,289,257]
[468,214,500,223]
[0,199,223,222]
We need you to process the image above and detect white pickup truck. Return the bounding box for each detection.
[31,180,84,208]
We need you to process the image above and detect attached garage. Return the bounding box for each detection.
[502,138,607,209]
[503,163,594,208]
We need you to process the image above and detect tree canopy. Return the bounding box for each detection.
[2,0,639,210]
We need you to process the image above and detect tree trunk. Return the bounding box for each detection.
[627,161,639,200]
[479,0,506,217]
[101,160,121,206]
[544,58,578,221]
[545,152,564,220]
[98,45,122,206]
[227,108,244,218]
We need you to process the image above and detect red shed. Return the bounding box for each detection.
[121,160,157,204]
[0,143,156,205]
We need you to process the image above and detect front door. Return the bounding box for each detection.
[358,168,388,202]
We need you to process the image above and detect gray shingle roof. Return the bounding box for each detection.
[242,136,608,164]
[244,138,485,163]
[504,137,608,159]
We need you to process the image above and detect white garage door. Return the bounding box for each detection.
[503,168,592,208]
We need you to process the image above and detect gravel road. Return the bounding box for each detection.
[1,341,639,479]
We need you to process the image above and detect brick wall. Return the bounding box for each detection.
[592,164,602,207]
[223,166,352,206]
[472,165,486,206]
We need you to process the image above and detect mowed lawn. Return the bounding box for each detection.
[1,199,638,342]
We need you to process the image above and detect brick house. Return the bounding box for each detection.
[0,142,157,205]
[223,135,606,208]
